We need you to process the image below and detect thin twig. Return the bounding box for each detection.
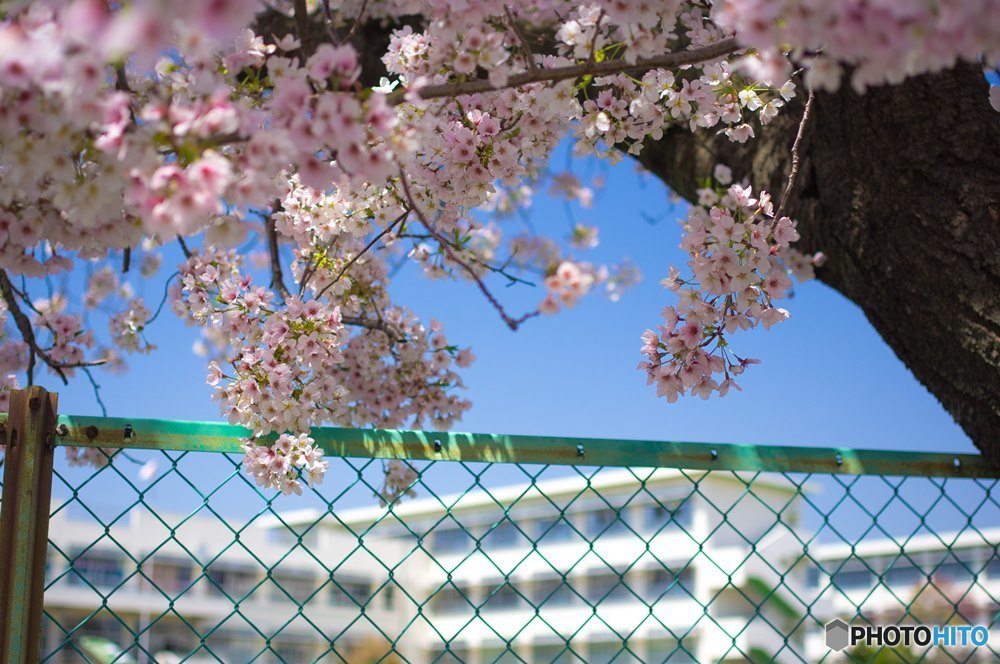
[293,0,313,58]
[341,314,403,341]
[389,38,739,105]
[0,270,107,384]
[398,169,540,332]
[82,366,108,417]
[176,235,192,259]
[775,89,815,221]
[343,0,369,43]
[145,271,180,326]
[504,6,537,72]
[0,270,66,384]
[80,367,144,466]
[467,252,536,288]
[266,209,290,301]
[320,0,337,40]
[588,9,606,64]
[297,240,327,297]
[122,247,131,274]
[314,209,410,300]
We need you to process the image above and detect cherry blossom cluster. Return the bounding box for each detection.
[561,9,795,158]
[541,261,602,314]
[242,433,329,496]
[65,447,110,468]
[33,300,93,378]
[376,460,420,506]
[640,174,819,402]
[336,313,474,431]
[175,249,348,436]
[1,0,993,492]
[174,242,471,489]
[713,0,1000,93]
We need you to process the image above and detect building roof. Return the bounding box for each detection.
[269,466,809,528]
[813,526,1000,559]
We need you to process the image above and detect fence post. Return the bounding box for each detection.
[0,386,58,663]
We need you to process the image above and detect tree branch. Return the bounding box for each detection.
[176,235,192,259]
[504,6,537,72]
[293,0,314,58]
[389,38,740,104]
[341,314,403,341]
[774,89,815,221]
[398,169,540,331]
[313,209,410,300]
[266,209,290,301]
[0,270,106,384]
[343,0,369,43]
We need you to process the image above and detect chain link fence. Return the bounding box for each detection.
[0,405,997,663]
[22,449,1000,663]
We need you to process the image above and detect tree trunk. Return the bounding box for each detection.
[635,63,1000,461]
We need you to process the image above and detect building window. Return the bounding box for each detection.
[988,556,1000,579]
[588,640,639,664]
[588,507,629,538]
[77,612,123,643]
[534,578,577,607]
[206,566,257,598]
[536,517,575,543]
[483,519,520,549]
[330,577,371,606]
[806,565,822,588]
[266,526,320,549]
[533,643,581,663]
[272,572,317,603]
[484,582,522,611]
[587,573,633,604]
[646,639,696,663]
[933,555,977,584]
[432,585,473,614]
[645,500,692,532]
[149,560,192,594]
[479,645,525,663]
[831,562,874,590]
[67,551,124,589]
[433,527,473,554]
[882,561,924,587]
[648,568,695,600]
[427,644,469,662]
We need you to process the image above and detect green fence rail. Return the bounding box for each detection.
[1,388,998,663]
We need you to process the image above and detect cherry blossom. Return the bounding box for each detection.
[639,173,822,402]
[0,0,993,495]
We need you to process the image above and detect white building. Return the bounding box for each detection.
[804,528,1000,661]
[40,469,998,663]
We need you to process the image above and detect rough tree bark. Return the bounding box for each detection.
[635,64,1000,461]
[257,8,1000,460]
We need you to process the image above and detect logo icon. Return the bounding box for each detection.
[826,619,849,651]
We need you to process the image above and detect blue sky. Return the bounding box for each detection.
[53,149,973,452]
[43,143,992,538]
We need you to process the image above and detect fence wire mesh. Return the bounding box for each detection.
[2,445,998,663]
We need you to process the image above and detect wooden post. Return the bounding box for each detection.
[0,386,58,663]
